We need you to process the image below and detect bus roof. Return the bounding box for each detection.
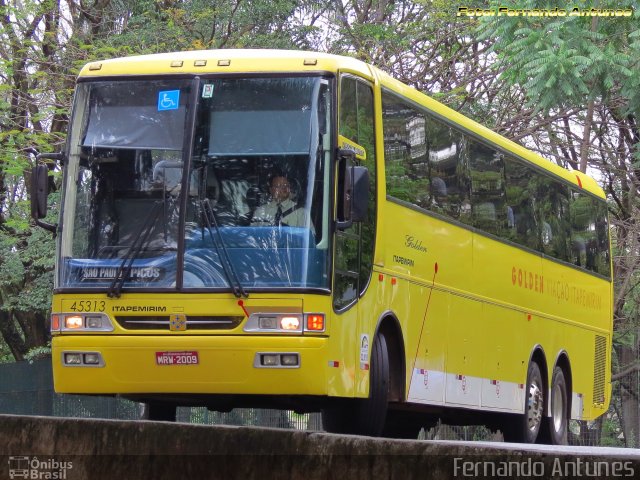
[78,49,372,78]
[79,49,604,199]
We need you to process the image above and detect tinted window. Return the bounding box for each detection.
[427,119,470,221]
[381,91,610,279]
[536,178,571,262]
[570,191,610,276]
[469,140,505,235]
[504,159,540,250]
[382,93,429,208]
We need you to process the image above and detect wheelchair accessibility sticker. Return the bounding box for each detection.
[158,90,180,111]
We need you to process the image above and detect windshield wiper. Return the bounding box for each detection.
[200,199,248,298]
[107,201,163,298]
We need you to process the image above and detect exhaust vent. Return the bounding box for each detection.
[593,335,607,406]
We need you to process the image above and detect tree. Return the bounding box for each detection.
[477,0,640,447]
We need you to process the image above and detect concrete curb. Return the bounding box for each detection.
[1,415,639,479]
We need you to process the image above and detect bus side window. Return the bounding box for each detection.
[468,140,506,236]
[381,91,429,209]
[426,117,470,222]
[504,158,540,250]
[570,191,610,276]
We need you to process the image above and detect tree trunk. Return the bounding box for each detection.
[617,343,640,447]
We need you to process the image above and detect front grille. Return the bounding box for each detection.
[115,315,244,330]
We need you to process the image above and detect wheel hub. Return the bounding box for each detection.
[527,381,543,432]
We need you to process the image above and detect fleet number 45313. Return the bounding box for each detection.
[69,300,106,312]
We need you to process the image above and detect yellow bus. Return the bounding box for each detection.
[32,50,612,444]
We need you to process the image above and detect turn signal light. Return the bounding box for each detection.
[305,314,325,331]
[51,314,60,331]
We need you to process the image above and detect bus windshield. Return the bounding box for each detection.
[58,76,332,292]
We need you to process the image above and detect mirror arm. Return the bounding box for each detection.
[336,219,353,230]
[35,219,57,235]
[37,152,64,163]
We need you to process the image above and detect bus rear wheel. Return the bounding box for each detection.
[540,366,569,445]
[503,361,544,443]
[143,402,177,422]
[322,333,390,436]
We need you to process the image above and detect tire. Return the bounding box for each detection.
[322,333,390,436]
[541,366,569,445]
[321,406,353,434]
[503,361,544,443]
[143,402,177,422]
[382,411,423,439]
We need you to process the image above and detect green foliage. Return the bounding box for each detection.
[24,342,51,363]
[477,0,639,114]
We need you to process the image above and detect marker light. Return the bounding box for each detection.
[51,314,60,331]
[65,316,83,329]
[305,314,325,332]
[280,316,300,330]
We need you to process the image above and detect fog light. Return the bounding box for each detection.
[86,316,103,329]
[259,316,278,329]
[65,315,83,329]
[280,354,299,366]
[261,354,279,366]
[280,316,300,330]
[64,353,82,365]
[83,353,101,365]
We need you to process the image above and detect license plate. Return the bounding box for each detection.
[155,351,199,365]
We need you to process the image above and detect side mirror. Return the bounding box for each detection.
[30,153,60,234]
[31,164,49,220]
[336,149,370,230]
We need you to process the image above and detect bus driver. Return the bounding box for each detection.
[252,174,308,228]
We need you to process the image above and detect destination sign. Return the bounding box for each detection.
[76,266,164,281]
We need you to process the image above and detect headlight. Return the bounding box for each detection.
[52,313,114,332]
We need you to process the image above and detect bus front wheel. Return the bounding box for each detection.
[322,333,390,436]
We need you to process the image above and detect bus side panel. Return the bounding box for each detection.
[382,201,475,404]
[406,288,448,405]
[479,303,526,412]
[382,202,474,298]
[473,234,545,318]
[444,295,482,408]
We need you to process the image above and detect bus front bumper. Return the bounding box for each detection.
[52,335,328,396]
